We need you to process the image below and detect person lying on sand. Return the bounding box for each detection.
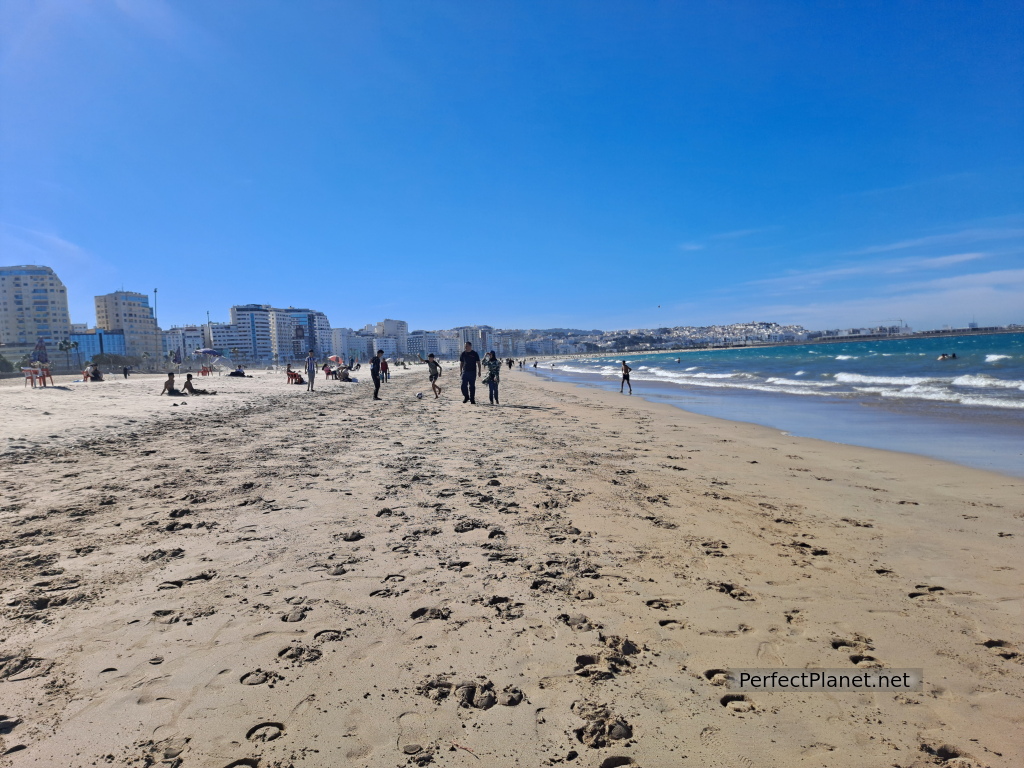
[182,373,215,395]
[160,373,183,396]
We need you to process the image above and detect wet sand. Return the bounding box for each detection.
[0,367,1021,767]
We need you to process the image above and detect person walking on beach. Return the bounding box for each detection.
[370,349,384,400]
[418,353,444,398]
[381,357,390,383]
[460,342,481,404]
[304,350,317,392]
[620,360,632,394]
[484,351,502,405]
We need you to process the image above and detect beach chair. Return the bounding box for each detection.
[38,367,54,387]
[21,368,38,387]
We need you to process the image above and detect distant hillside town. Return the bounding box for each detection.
[0,265,1018,370]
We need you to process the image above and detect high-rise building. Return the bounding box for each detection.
[229,305,276,361]
[375,319,408,355]
[162,326,207,361]
[95,291,160,360]
[204,322,255,359]
[408,331,441,358]
[281,307,331,359]
[0,265,72,348]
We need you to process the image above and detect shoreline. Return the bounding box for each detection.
[529,366,1024,479]
[0,369,1021,767]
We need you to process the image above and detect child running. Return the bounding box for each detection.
[417,353,444,398]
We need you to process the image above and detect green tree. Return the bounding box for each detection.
[0,353,14,373]
[58,339,73,369]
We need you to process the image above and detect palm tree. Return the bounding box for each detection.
[70,341,80,369]
[58,339,72,370]
[141,351,151,371]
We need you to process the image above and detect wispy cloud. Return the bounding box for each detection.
[748,252,988,290]
[853,227,1024,255]
[678,243,704,252]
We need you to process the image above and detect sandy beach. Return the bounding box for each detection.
[0,367,1021,768]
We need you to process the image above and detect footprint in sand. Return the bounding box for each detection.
[281,606,309,622]
[981,639,1019,660]
[410,607,450,621]
[908,585,945,599]
[313,629,347,643]
[246,722,284,742]
[571,701,632,748]
[703,669,731,686]
[720,693,756,713]
[396,711,431,757]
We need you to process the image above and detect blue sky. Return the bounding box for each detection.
[1,0,1021,332]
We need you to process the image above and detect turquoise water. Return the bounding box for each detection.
[536,333,1024,477]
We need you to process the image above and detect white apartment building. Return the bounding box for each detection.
[229,305,276,361]
[0,265,72,349]
[374,319,408,355]
[408,331,441,358]
[95,290,161,360]
[205,322,255,359]
[438,336,461,359]
[457,325,491,352]
[376,337,398,358]
[162,326,207,360]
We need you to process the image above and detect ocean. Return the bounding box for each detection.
[533,332,1024,477]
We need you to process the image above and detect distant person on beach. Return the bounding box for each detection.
[160,373,182,396]
[381,358,390,383]
[228,366,250,378]
[620,360,632,394]
[418,353,444,398]
[533,361,537,368]
[370,349,384,400]
[123,366,130,379]
[484,351,502,405]
[305,350,316,391]
[182,373,215,395]
[460,342,481,404]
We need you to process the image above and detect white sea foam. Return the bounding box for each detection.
[951,375,1024,390]
[986,354,1011,362]
[794,370,806,375]
[765,377,838,387]
[833,372,934,386]
[684,366,699,371]
[835,355,857,360]
[879,385,1024,409]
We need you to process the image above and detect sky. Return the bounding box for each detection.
[1,0,1022,333]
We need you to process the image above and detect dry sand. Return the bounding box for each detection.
[0,366,1021,768]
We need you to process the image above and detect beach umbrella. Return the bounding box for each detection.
[173,348,182,364]
[32,337,49,364]
[194,348,220,356]
[328,355,343,363]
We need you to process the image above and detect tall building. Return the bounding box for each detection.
[229,305,276,361]
[204,322,255,359]
[280,307,331,359]
[162,326,207,361]
[375,319,409,355]
[0,265,72,348]
[408,331,441,358]
[457,325,491,352]
[95,291,160,360]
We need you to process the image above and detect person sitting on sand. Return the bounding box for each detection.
[228,365,250,377]
[338,366,352,382]
[182,373,215,395]
[160,373,183,396]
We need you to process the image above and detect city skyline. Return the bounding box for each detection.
[2,2,1022,332]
